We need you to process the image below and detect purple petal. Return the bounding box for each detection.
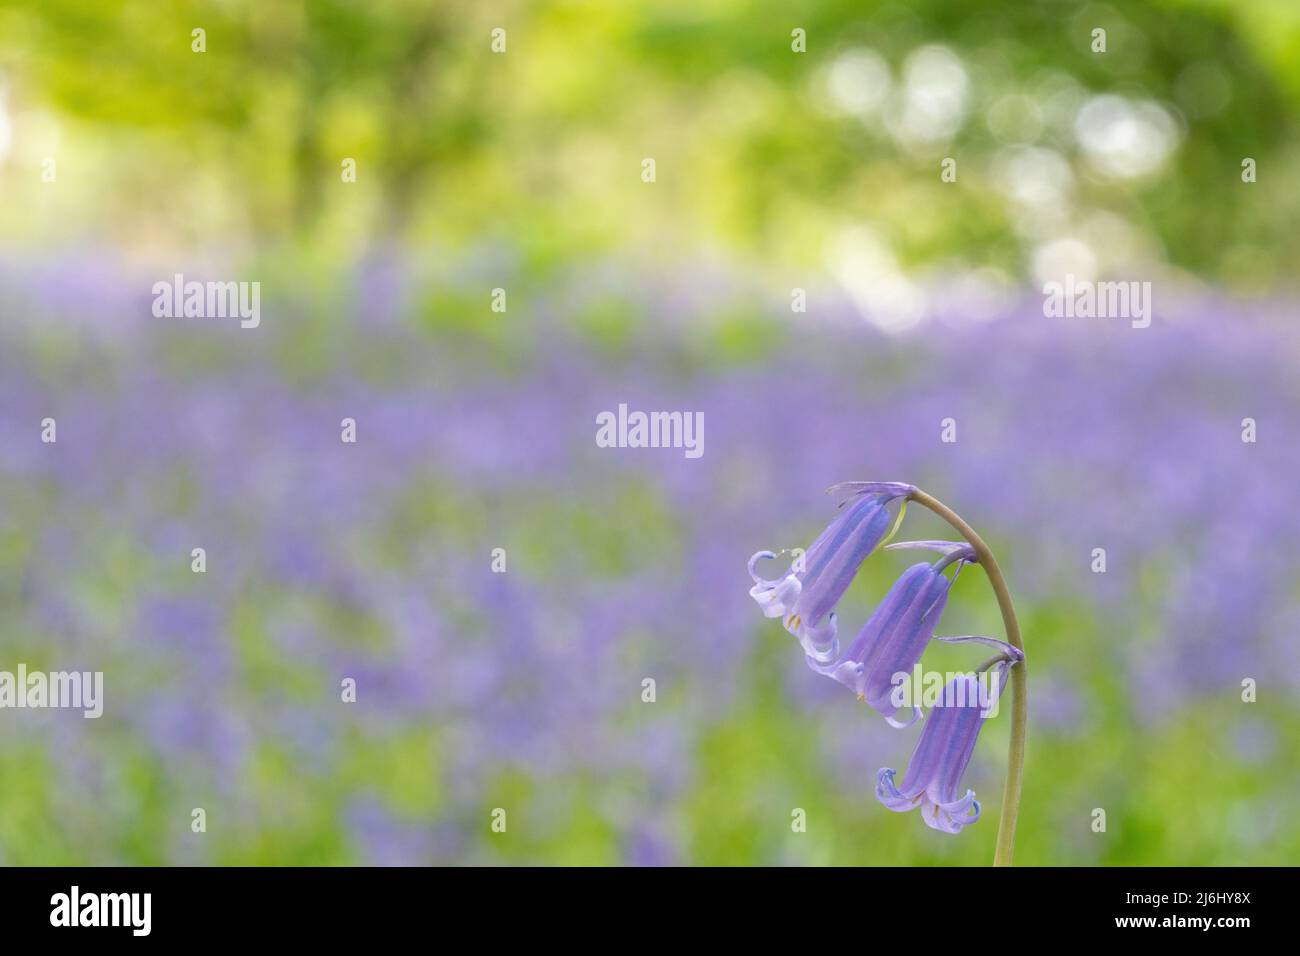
[875,767,922,811]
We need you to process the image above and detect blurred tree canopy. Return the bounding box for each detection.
[1,0,1297,290]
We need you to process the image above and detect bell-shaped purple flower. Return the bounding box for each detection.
[876,650,1022,834]
[814,541,974,727]
[748,482,912,663]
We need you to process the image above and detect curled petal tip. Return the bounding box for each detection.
[928,792,982,833]
[939,789,981,821]
[884,704,923,729]
[747,550,777,583]
[787,610,838,663]
[875,768,919,812]
[749,559,802,618]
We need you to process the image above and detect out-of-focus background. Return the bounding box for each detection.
[1,0,1298,865]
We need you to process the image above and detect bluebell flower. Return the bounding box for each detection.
[813,540,975,727]
[748,482,912,663]
[876,650,1022,833]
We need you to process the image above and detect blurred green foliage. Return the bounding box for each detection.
[2,0,1298,288]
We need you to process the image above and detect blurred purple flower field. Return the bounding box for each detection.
[1,253,1298,864]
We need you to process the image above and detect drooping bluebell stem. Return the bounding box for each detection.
[747,483,1027,865]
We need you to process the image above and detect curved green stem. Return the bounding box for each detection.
[907,488,1026,867]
